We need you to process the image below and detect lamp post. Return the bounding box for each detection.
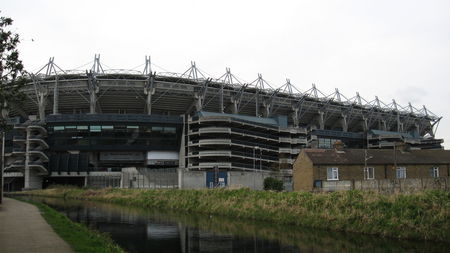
[364,149,373,179]
[0,131,4,203]
[259,148,262,171]
[1,107,9,204]
[253,146,259,190]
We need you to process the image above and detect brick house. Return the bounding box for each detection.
[293,148,450,191]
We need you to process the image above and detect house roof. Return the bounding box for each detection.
[302,149,450,165]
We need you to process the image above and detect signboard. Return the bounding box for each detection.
[146,151,179,165]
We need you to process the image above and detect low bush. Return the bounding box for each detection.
[263,177,284,191]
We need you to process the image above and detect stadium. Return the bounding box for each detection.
[2,55,443,190]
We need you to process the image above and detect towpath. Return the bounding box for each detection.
[0,197,73,253]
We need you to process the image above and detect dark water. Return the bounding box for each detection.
[24,196,448,253]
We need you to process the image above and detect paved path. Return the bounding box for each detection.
[0,197,74,253]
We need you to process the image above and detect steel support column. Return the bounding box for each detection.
[87,71,99,114]
[52,76,59,114]
[37,90,47,121]
[341,114,348,132]
[292,108,299,127]
[144,72,156,115]
[317,111,325,130]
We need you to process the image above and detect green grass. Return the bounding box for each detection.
[15,187,450,242]
[15,197,126,253]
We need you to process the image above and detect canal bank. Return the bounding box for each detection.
[8,197,125,253]
[20,196,450,253]
[15,187,450,242]
[0,197,74,253]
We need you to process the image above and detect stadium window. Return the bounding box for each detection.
[127,125,139,129]
[164,127,176,134]
[90,126,101,132]
[327,167,339,180]
[430,167,439,178]
[77,126,88,130]
[364,167,375,180]
[152,126,163,132]
[396,167,407,179]
[115,125,126,132]
[54,126,64,131]
[102,125,114,130]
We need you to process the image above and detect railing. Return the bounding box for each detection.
[198,150,232,156]
[232,150,278,161]
[198,139,231,145]
[13,136,26,141]
[232,139,278,150]
[232,162,272,171]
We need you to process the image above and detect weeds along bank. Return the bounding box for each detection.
[16,188,450,242]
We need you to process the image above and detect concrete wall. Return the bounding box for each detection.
[24,169,43,190]
[316,177,449,193]
[179,170,206,189]
[354,178,449,193]
[228,171,271,190]
[179,169,289,190]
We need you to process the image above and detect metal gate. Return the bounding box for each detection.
[206,171,227,188]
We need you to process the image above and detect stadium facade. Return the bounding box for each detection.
[2,55,443,190]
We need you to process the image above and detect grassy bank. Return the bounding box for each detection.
[15,197,126,253]
[16,188,450,242]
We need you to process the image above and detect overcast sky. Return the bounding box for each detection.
[3,0,450,148]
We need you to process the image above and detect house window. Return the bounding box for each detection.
[430,167,439,178]
[396,167,406,179]
[364,167,375,180]
[327,167,339,180]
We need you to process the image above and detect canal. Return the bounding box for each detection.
[24,196,448,253]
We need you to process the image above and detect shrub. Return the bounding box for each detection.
[263,177,284,191]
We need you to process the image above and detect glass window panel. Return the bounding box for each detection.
[327,167,339,180]
[396,167,406,179]
[90,126,101,132]
[164,127,176,133]
[54,126,64,131]
[430,167,439,178]
[77,126,88,130]
[364,167,375,180]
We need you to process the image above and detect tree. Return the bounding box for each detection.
[0,12,26,203]
[1,14,26,124]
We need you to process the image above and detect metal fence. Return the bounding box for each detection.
[86,175,121,188]
[122,168,178,189]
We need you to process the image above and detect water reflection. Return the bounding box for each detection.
[25,197,449,253]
